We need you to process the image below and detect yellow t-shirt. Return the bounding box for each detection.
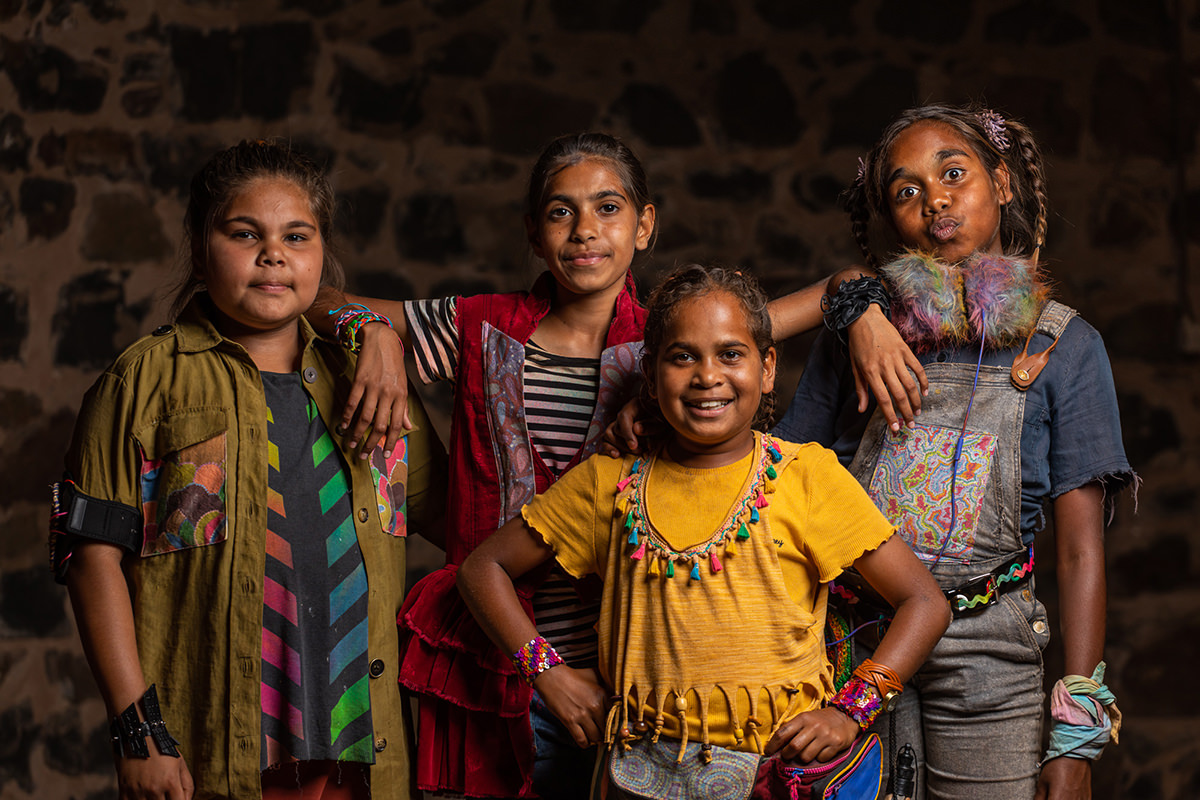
[522,434,895,751]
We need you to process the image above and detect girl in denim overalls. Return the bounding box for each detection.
[776,105,1134,800]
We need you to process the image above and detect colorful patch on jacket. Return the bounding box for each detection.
[139,433,227,556]
[369,437,409,536]
[482,322,537,525]
[583,341,643,458]
[867,423,996,563]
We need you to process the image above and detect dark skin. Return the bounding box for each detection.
[878,120,1109,798]
[312,269,931,466]
[307,290,413,460]
[767,269,929,431]
[69,543,196,800]
[458,483,949,762]
[600,270,930,458]
[1035,483,1107,800]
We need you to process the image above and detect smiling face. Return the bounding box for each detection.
[527,158,655,304]
[201,177,323,341]
[884,120,1013,263]
[649,290,777,468]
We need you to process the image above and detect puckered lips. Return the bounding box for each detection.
[930,216,959,243]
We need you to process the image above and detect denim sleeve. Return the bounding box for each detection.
[772,330,869,467]
[1046,320,1133,498]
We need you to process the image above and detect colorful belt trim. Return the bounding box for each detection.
[944,547,1035,616]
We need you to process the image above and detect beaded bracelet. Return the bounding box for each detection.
[821,275,892,345]
[329,303,396,353]
[828,676,884,730]
[512,636,564,685]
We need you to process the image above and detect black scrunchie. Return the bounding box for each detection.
[821,275,892,345]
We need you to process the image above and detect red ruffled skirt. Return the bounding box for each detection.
[398,564,537,798]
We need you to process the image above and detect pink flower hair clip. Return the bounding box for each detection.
[978,110,1011,151]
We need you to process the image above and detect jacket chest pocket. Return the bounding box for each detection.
[135,409,229,556]
[368,437,409,537]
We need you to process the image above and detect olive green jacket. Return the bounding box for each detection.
[63,297,445,799]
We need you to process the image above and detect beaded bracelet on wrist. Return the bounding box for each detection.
[329,303,396,353]
[512,636,564,685]
[828,676,884,730]
[821,275,892,345]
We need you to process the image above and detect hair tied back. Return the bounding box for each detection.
[977,110,1011,152]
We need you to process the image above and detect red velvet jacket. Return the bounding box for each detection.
[398,271,646,797]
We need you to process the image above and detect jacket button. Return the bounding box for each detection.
[374,737,387,752]
[369,659,385,678]
[152,325,173,336]
[302,366,318,383]
[358,508,369,523]
[1032,620,1047,634]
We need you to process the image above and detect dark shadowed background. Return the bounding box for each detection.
[1,0,1197,797]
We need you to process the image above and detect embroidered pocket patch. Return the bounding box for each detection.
[867,423,996,562]
[369,437,409,536]
[139,431,228,556]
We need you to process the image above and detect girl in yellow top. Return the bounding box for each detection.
[458,264,949,792]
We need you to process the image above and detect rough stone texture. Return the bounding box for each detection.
[0,1,1197,798]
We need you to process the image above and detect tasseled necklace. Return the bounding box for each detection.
[881,250,1051,354]
[615,433,784,579]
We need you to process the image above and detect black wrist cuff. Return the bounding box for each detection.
[821,275,892,345]
[109,685,181,759]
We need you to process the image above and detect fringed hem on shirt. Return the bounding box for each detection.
[606,682,808,762]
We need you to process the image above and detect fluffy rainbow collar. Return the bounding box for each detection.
[881,250,1050,354]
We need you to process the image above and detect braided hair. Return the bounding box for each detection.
[844,104,1048,266]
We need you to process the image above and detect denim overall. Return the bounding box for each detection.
[845,302,1076,800]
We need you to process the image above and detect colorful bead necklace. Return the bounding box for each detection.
[615,433,783,580]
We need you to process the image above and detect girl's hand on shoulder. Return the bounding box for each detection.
[341,322,412,460]
[532,665,609,748]
[116,752,194,800]
[846,305,928,432]
[765,707,859,764]
[1036,755,1091,800]
[599,397,654,458]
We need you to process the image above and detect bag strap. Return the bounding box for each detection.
[1010,300,1077,391]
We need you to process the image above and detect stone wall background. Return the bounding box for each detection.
[1,0,1197,797]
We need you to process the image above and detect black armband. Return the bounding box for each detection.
[110,685,181,759]
[821,275,892,345]
[49,478,141,583]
